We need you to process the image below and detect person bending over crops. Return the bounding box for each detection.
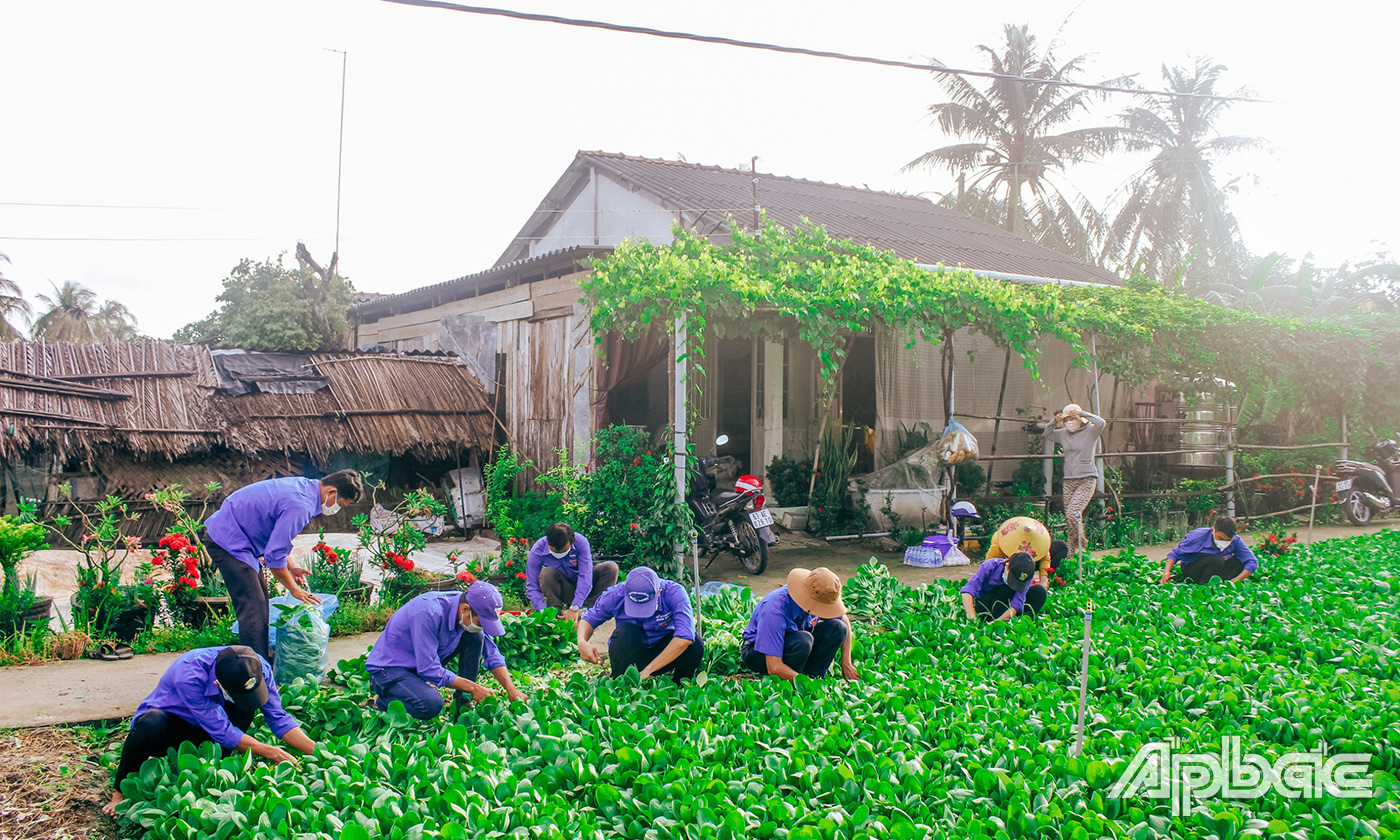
[1161,516,1259,585]
[526,522,620,621]
[983,517,1067,589]
[205,470,363,661]
[961,552,1043,621]
[578,566,704,682]
[365,582,524,720]
[104,645,314,818]
[1043,404,1105,557]
[740,567,859,682]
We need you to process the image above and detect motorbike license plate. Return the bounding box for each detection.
[1335,478,1353,491]
[749,508,774,529]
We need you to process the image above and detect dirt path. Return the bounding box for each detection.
[0,726,120,840]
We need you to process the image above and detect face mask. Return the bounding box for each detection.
[549,550,569,559]
[464,621,482,634]
[322,503,341,516]
[1214,538,1231,550]
[1065,419,1085,432]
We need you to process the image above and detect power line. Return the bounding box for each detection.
[0,236,339,243]
[378,0,1267,103]
[0,202,231,210]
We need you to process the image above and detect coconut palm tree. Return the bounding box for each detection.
[0,254,31,340]
[1107,59,1265,288]
[906,23,1129,260]
[31,281,137,342]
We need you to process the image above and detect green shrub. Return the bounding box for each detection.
[764,456,812,507]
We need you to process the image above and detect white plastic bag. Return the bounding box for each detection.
[939,420,979,465]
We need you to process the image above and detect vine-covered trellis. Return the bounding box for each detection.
[584,219,1400,437]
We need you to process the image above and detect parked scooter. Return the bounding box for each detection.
[1333,438,1400,525]
[688,435,777,575]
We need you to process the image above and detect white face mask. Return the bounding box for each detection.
[464,621,482,634]
[322,503,341,516]
[548,550,569,559]
[1214,538,1231,550]
[1065,419,1085,433]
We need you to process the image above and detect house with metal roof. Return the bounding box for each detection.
[354,151,1128,493]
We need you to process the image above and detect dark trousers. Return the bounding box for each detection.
[974,584,1048,621]
[741,618,847,678]
[1180,554,1246,584]
[210,541,271,662]
[370,631,485,720]
[114,705,254,787]
[606,622,704,682]
[537,562,620,610]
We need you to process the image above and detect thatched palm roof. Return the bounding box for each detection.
[0,340,495,464]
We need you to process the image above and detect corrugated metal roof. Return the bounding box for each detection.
[500,151,1120,286]
[356,246,607,319]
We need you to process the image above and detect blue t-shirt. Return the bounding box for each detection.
[133,647,297,750]
[960,559,1028,613]
[741,585,821,657]
[1167,527,1259,573]
[205,477,322,571]
[366,592,504,686]
[524,534,595,610]
[582,580,697,646]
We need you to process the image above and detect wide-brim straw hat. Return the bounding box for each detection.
[787,567,847,619]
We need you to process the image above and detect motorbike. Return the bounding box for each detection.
[1333,438,1400,525]
[688,435,777,574]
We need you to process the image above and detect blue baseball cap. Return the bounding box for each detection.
[464,582,505,636]
[623,566,661,618]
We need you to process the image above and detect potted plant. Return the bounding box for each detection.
[355,487,453,606]
[0,514,50,635]
[307,529,371,602]
[38,486,150,642]
[143,484,228,628]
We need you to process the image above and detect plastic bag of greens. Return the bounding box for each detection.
[271,603,331,688]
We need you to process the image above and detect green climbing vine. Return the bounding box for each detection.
[582,218,1400,432]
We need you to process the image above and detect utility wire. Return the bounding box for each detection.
[378,0,1267,103]
[0,236,339,243]
[0,202,230,210]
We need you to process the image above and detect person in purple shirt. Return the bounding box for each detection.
[741,567,859,682]
[103,645,314,817]
[961,552,1041,621]
[525,522,619,620]
[1161,516,1259,584]
[204,470,363,661]
[577,566,704,682]
[366,583,525,720]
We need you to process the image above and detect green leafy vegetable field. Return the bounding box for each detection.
[118,530,1400,839]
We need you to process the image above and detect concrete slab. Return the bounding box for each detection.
[0,633,382,729]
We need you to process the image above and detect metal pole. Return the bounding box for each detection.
[1307,464,1322,543]
[323,48,348,259]
[1072,607,1094,757]
[1090,333,1104,494]
[1042,434,1055,517]
[1340,415,1349,461]
[1224,394,1236,519]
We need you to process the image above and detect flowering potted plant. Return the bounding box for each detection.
[1254,522,1300,560]
[39,486,148,641]
[356,487,453,606]
[307,529,370,602]
[143,484,226,627]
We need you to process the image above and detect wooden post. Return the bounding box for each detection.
[1307,464,1322,543]
[984,347,1013,489]
[673,313,693,610]
[1090,334,1105,495]
[1071,607,1094,758]
[1341,415,1349,461]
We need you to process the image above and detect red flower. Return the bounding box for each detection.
[159,534,191,553]
[457,570,477,584]
[1055,577,1066,586]
[633,458,641,466]
[151,554,165,567]
[516,572,527,580]
[178,576,198,588]
[505,559,513,567]
[1106,506,1114,512]
[630,523,638,530]
[401,558,415,572]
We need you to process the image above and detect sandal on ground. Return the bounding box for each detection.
[88,642,122,661]
[113,645,134,659]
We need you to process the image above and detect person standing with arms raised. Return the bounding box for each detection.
[204,470,363,661]
[1043,404,1106,557]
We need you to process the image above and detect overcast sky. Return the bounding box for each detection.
[2,0,1396,339]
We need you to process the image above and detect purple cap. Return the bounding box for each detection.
[623,566,661,618]
[464,582,505,636]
